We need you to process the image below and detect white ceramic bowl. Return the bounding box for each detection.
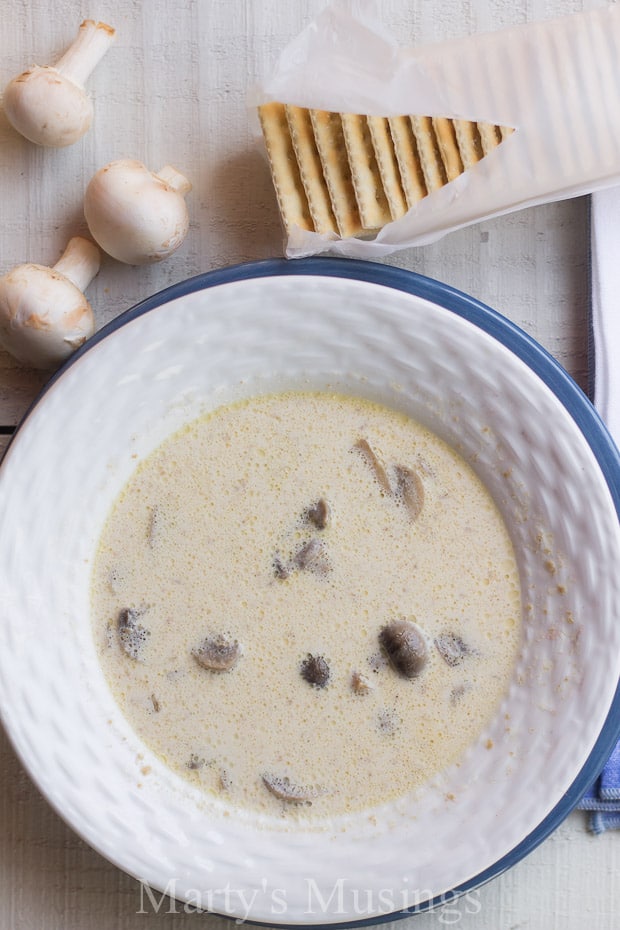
[1,258,620,926]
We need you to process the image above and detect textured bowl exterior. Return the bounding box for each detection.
[1,259,619,926]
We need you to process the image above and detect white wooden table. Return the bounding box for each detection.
[1,1,618,927]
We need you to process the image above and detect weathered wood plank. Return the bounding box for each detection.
[0,2,611,929]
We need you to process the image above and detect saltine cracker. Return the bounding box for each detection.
[388,115,427,209]
[341,112,392,229]
[258,102,313,233]
[367,115,408,220]
[286,104,338,236]
[410,115,447,192]
[432,117,464,182]
[310,109,365,238]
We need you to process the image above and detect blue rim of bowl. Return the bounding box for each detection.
[8,256,620,926]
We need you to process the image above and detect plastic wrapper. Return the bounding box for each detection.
[255,0,620,258]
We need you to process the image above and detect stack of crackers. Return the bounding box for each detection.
[258,103,513,238]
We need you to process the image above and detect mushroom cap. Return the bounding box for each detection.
[84,159,190,265]
[379,618,429,678]
[0,263,95,369]
[3,66,93,147]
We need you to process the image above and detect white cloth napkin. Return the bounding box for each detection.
[591,187,620,440]
[576,187,620,832]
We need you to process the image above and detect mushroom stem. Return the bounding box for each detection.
[157,165,192,195]
[55,20,116,88]
[53,237,101,292]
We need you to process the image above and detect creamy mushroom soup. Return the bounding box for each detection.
[91,392,522,816]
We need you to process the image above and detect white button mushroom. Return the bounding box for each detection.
[84,160,192,265]
[0,237,100,370]
[3,20,116,147]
